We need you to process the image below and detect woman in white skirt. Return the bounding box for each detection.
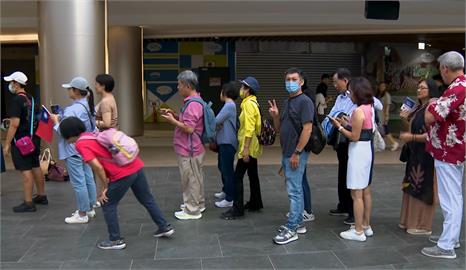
[330,76,375,242]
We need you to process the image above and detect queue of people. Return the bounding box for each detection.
[1,51,464,258]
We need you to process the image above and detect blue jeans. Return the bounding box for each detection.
[65,155,96,212]
[302,168,312,213]
[102,169,169,241]
[282,151,310,231]
[217,144,236,202]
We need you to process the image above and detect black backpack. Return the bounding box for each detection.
[287,102,327,154]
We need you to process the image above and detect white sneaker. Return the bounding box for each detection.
[214,191,226,199]
[340,227,367,242]
[87,209,96,218]
[215,199,233,208]
[286,210,315,222]
[93,201,101,208]
[70,209,96,218]
[180,204,206,213]
[302,210,315,222]
[65,211,89,224]
[174,210,202,220]
[351,225,373,237]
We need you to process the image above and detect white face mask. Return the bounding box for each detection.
[8,82,15,94]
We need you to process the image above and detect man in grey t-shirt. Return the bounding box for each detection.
[269,68,314,245]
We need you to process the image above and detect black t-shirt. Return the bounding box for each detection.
[8,93,38,140]
[280,94,315,157]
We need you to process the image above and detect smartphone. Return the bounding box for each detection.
[51,104,61,114]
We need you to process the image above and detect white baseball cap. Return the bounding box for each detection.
[3,71,28,85]
[62,77,89,91]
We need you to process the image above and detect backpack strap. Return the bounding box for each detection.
[180,97,205,156]
[75,102,95,131]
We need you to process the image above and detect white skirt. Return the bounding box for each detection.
[347,141,374,189]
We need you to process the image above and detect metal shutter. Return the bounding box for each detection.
[236,52,361,112]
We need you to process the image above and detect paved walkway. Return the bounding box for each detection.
[1,164,464,269]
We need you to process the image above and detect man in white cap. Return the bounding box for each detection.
[2,71,48,212]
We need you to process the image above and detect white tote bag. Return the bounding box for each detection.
[372,107,386,152]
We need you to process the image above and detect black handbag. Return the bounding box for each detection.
[399,144,410,162]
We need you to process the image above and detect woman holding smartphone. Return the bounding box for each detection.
[329,77,375,242]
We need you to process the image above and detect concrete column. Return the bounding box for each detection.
[108,26,143,136]
[39,0,105,109]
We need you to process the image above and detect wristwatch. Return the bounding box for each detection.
[338,126,344,132]
[294,149,302,155]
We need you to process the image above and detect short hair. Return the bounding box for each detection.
[177,70,198,90]
[348,77,374,106]
[59,117,86,139]
[321,73,330,80]
[284,67,305,81]
[95,74,115,92]
[438,51,464,72]
[221,82,239,100]
[334,68,352,81]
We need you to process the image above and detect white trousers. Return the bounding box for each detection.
[435,159,465,250]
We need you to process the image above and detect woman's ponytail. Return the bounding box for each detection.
[86,87,95,116]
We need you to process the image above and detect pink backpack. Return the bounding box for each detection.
[79,128,139,166]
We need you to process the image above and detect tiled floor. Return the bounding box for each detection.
[1,164,465,269]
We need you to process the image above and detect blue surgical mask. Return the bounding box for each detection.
[8,82,15,94]
[285,81,300,94]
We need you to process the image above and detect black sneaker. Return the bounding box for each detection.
[13,202,36,213]
[221,209,244,220]
[329,208,348,216]
[32,195,48,205]
[344,216,355,225]
[153,225,175,238]
[97,239,126,250]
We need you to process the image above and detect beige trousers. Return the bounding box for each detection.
[177,153,205,215]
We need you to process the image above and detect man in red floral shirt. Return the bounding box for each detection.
[422,51,465,259]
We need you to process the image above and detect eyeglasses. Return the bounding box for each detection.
[417,86,429,90]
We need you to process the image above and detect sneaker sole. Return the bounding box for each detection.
[174,214,202,220]
[180,206,206,213]
[13,209,37,213]
[421,250,456,259]
[428,239,461,249]
[274,235,298,245]
[344,221,355,225]
[215,204,233,208]
[154,229,175,238]
[98,243,126,250]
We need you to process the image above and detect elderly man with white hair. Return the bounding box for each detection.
[422,51,465,259]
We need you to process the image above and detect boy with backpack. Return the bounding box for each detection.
[59,117,174,250]
[161,70,215,220]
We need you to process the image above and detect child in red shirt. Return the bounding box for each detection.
[59,117,174,250]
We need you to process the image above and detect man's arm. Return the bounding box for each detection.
[4,117,19,147]
[296,122,312,151]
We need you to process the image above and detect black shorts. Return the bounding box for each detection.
[11,136,41,171]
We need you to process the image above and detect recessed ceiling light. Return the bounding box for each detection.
[418,42,425,50]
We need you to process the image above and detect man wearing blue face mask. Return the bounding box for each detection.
[269,68,314,245]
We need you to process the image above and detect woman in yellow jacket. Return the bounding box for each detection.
[222,76,263,220]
